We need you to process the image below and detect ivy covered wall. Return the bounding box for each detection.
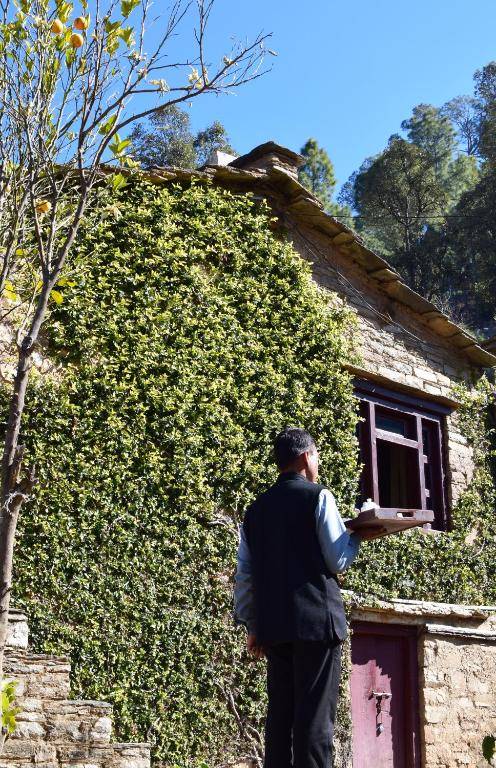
[5,177,495,766]
[9,179,360,765]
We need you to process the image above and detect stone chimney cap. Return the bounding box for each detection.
[229,141,305,179]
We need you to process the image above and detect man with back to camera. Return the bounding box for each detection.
[234,426,373,768]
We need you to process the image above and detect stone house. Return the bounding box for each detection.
[167,142,496,767]
[3,141,496,768]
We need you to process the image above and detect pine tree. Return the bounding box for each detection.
[299,138,337,211]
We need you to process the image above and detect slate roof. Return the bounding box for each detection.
[138,141,496,369]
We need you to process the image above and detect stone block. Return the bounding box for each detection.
[414,366,439,383]
[91,716,113,743]
[423,383,443,395]
[423,669,446,687]
[467,678,490,694]
[424,705,447,724]
[13,721,46,740]
[455,697,475,709]
[423,688,448,705]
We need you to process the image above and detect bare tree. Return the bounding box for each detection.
[0,0,270,738]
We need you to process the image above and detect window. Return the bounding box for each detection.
[355,379,449,531]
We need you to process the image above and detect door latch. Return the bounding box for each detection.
[371,691,391,735]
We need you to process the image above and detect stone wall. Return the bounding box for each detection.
[421,628,496,767]
[3,611,150,768]
[351,597,496,768]
[290,225,478,506]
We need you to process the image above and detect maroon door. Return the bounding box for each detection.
[350,622,420,768]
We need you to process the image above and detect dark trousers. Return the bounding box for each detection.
[263,639,341,768]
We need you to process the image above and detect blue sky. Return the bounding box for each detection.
[149,0,496,192]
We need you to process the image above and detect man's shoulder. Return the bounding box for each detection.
[252,477,328,505]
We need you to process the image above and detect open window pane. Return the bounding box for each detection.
[377,440,420,508]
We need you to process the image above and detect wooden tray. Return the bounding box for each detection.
[345,507,434,538]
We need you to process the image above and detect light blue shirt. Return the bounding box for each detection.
[233,488,361,634]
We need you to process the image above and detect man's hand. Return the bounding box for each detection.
[247,633,265,660]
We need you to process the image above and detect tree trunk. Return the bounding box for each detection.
[0,195,87,684]
[0,344,36,681]
[0,483,20,678]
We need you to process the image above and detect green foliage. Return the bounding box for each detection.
[1,679,19,736]
[193,121,235,166]
[402,104,457,181]
[474,62,496,164]
[298,138,347,216]
[341,136,448,289]
[442,95,481,156]
[129,106,197,169]
[401,104,479,208]
[9,179,359,765]
[447,167,496,327]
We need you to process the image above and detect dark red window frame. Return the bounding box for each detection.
[354,379,450,531]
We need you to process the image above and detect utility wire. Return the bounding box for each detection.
[331,212,493,221]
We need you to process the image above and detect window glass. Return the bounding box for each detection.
[375,407,415,438]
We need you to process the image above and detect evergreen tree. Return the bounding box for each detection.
[442,96,481,156]
[129,107,234,169]
[401,103,456,180]
[342,101,480,315]
[341,137,448,291]
[401,103,479,206]
[298,138,337,210]
[474,62,496,164]
[129,106,197,169]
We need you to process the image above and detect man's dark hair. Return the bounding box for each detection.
[273,427,316,471]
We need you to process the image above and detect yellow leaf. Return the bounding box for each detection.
[50,290,64,304]
[3,280,18,302]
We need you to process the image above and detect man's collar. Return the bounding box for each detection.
[276,471,307,483]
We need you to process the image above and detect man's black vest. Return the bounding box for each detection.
[243,471,348,645]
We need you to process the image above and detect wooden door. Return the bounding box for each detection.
[350,622,420,768]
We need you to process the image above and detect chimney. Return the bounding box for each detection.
[229,141,304,181]
[204,149,238,167]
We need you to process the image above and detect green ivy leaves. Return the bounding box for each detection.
[8,178,359,765]
[1,680,19,736]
